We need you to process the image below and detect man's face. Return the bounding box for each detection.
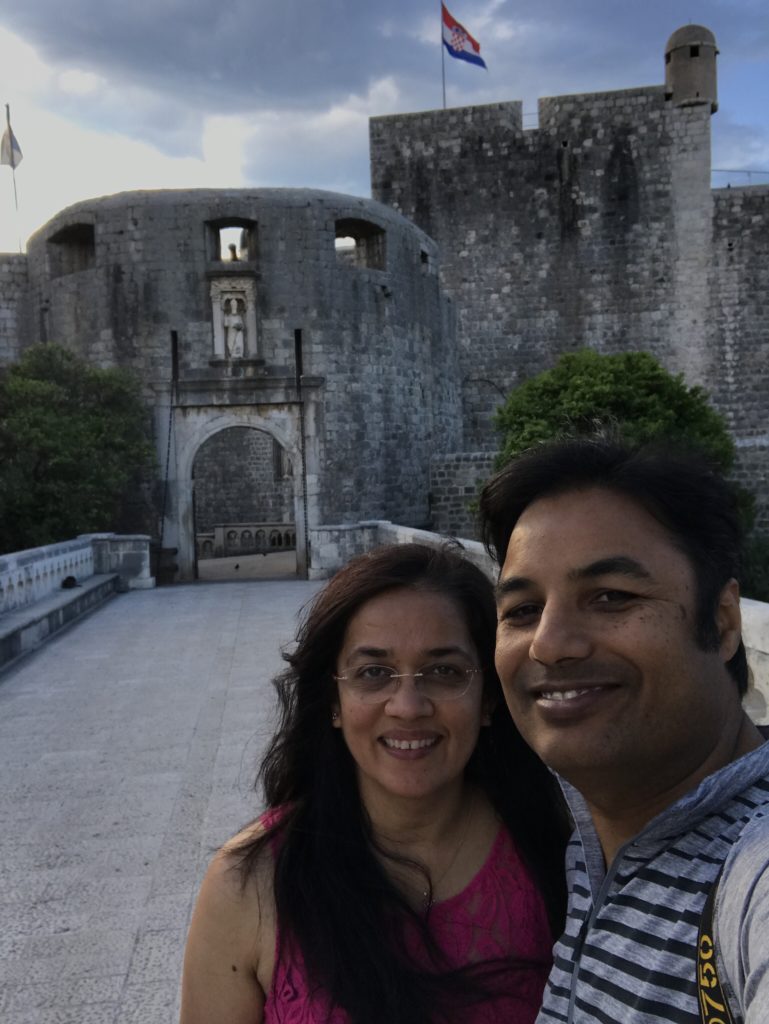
[494,486,740,798]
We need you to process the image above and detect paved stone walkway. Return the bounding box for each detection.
[0,579,321,1024]
[197,550,297,581]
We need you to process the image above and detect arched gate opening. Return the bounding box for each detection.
[192,426,297,580]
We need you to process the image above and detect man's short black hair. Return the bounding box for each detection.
[479,437,749,695]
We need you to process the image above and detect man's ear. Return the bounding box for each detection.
[716,578,742,663]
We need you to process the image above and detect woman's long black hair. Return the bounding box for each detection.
[234,543,568,1024]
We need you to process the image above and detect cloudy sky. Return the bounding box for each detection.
[0,0,766,252]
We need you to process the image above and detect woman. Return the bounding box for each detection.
[180,543,568,1024]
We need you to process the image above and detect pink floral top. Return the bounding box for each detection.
[263,823,553,1024]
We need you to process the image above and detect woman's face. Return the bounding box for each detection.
[332,588,489,807]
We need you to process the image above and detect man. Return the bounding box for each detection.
[479,437,769,1023]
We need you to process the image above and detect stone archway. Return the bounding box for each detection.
[168,407,309,581]
[192,426,296,579]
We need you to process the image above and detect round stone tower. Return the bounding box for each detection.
[664,25,718,113]
[24,188,459,579]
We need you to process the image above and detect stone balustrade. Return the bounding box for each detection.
[0,534,154,616]
[196,523,296,559]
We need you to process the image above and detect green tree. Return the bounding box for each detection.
[0,344,156,553]
[493,349,768,600]
[495,349,735,470]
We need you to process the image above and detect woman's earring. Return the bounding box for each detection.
[331,711,339,722]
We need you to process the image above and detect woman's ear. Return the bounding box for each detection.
[716,578,742,663]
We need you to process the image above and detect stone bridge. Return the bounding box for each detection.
[0,535,767,1022]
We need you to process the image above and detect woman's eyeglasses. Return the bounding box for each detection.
[333,664,482,704]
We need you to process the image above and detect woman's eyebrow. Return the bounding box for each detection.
[348,646,390,659]
[346,644,473,659]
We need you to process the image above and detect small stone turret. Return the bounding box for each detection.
[665,24,718,112]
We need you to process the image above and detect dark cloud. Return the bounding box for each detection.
[3,0,764,113]
[0,0,424,111]
[0,0,765,177]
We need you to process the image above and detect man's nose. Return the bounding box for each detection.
[529,604,592,665]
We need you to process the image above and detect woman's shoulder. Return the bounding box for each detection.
[200,834,269,921]
[180,824,279,1024]
[221,805,291,853]
[221,817,267,856]
[198,808,288,932]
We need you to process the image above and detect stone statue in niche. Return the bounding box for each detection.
[223,296,245,358]
[210,278,257,360]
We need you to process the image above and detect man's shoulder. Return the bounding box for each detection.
[718,807,769,907]
[713,755,769,910]
[715,800,769,1021]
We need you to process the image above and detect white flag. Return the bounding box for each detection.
[1,125,22,168]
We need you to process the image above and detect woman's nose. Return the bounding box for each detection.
[384,675,433,716]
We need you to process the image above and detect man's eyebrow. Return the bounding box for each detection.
[570,556,653,582]
[495,556,652,600]
[495,576,532,600]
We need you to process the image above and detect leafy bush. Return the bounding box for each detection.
[0,344,156,553]
[495,350,735,471]
[493,348,768,600]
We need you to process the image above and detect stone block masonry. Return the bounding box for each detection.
[370,74,769,529]
[371,89,717,449]
[0,253,29,364]
[710,187,769,443]
[429,452,495,539]
[17,189,459,579]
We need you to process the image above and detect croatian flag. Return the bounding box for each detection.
[442,3,487,69]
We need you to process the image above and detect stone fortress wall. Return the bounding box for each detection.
[370,25,769,530]
[0,24,767,575]
[0,254,29,365]
[13,189,457,576]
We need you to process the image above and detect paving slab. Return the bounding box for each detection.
[0,578,321,1024]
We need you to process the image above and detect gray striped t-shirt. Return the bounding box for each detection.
[537,740,769,1023]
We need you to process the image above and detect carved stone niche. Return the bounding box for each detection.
[210,278,259,359]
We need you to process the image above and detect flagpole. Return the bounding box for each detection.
[440,2,446,109]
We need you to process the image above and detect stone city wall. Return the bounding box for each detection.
[429,451,495,539]
[0,253,29,365]
[22,189,460,556]
[710,187,769,442]
[371,90,716,448]
[4,31,768,577]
